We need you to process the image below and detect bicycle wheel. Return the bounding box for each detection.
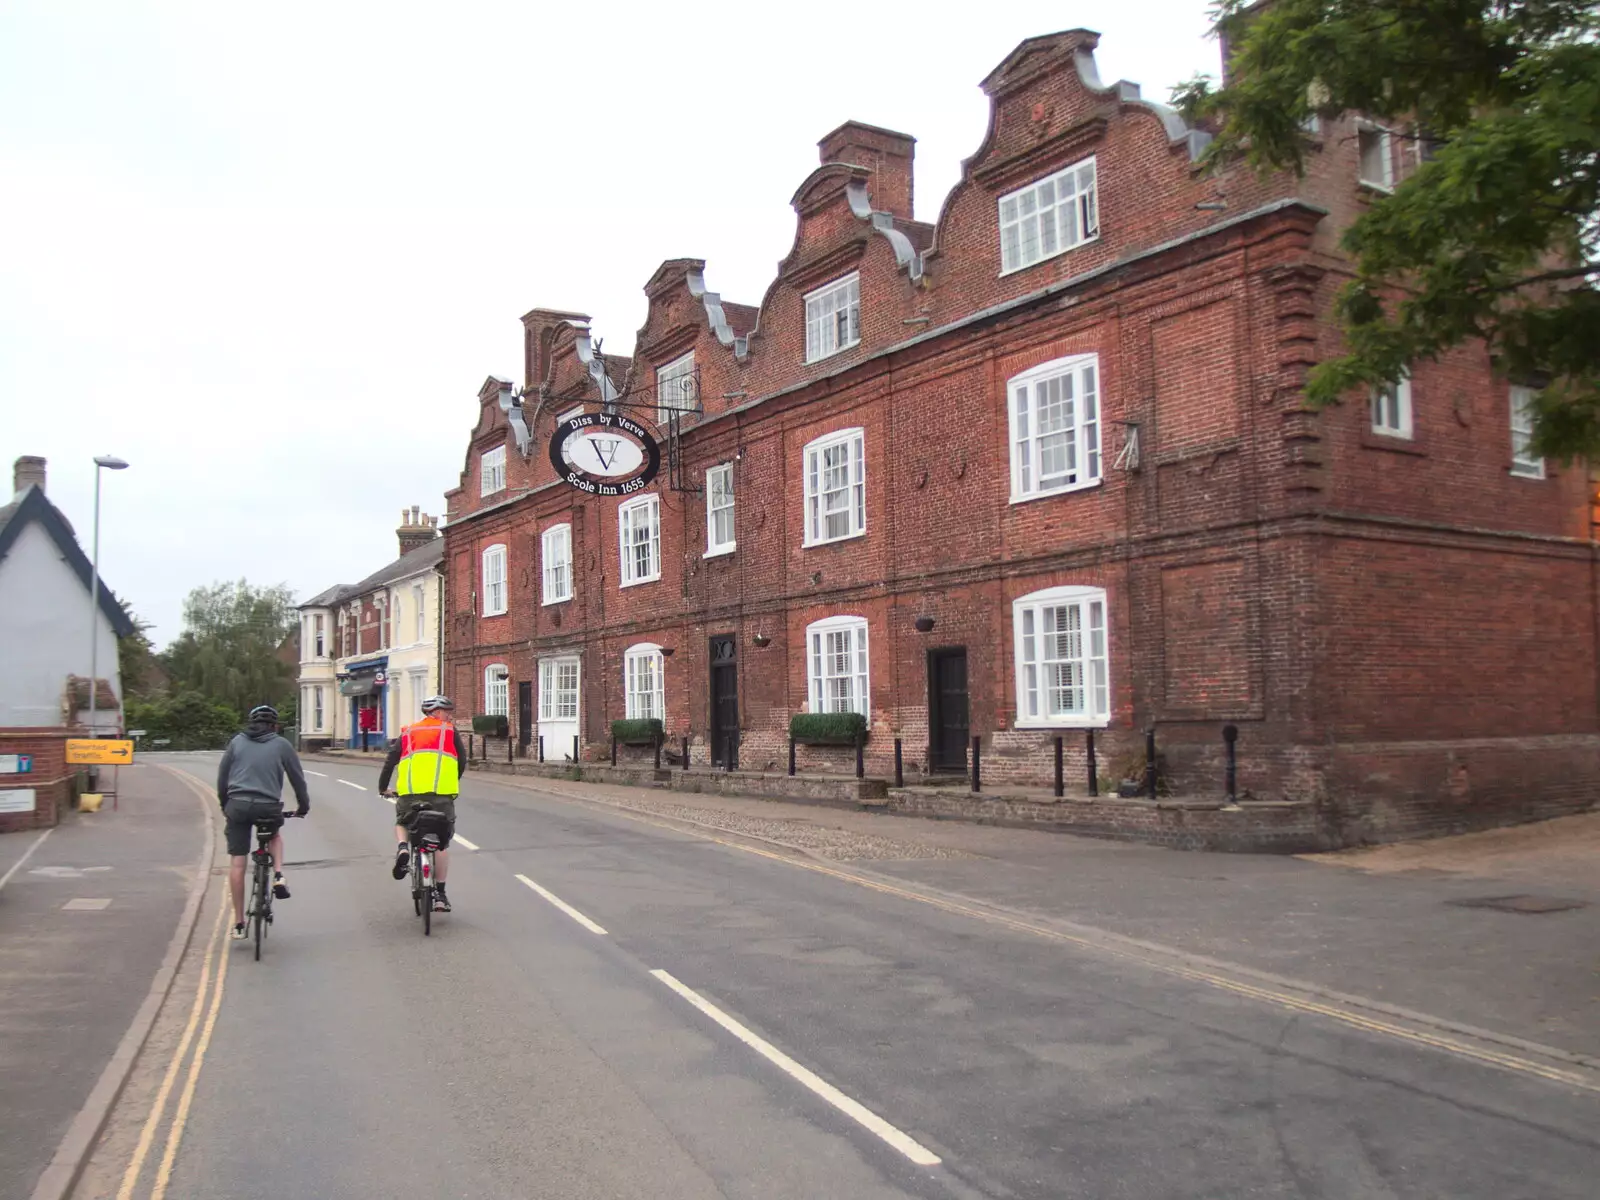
[421,851,432,937]
[253,864,268,961]
[410,852,422,916]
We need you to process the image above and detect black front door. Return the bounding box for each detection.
[928,649,969,772]
[517,681,533,752]
[709,635,739,769]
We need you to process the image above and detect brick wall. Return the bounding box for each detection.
[0,731,70,832]
[436,29,1599,847]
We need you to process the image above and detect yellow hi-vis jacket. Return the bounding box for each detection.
[395,717,461,796]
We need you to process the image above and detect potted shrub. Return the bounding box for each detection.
[789,712,867,745]
[472,713,509,738]
[611,717,664,746]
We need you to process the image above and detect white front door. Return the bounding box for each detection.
[537,656,581,760]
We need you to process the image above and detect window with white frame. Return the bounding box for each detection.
[999,156,1099,274]
[539,657,580,721]
[1358,125,1394,191]
[656,352,697,421]
[623,644,665,721]
[706,464,735,555]
[482,544,507,615]
[806,616,870,718]
[484,664,509,717]
[542,523,573,603]
[804,273,860,363]
[313,613,325,658]
[803,428,866,545]
[313,685,324,731]
[480,445,507,496]
[618,496,660,586]
[410,671,428,716]
[1370,374,1413,438]
[379,594,390,650]
[1008,354,1103,501]
[1014,586,1109,726]
[412,584,425,642]
[1509,385,1545,478]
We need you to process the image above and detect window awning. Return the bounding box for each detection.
[339,676,378,697]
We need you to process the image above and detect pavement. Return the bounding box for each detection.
[0,767,208,1200]
[14,754,1599,1198]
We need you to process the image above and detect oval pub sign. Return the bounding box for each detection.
[549,412,661,496]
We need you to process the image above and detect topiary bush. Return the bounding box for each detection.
[472,714,508,737]
[789,712,867,744]
[611,717,664,745]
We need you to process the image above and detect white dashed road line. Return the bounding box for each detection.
[515,874,607,935]
[305,770,327,778]
[453,835,479,851]
[650,969,942,1167]
[336,780,366,791]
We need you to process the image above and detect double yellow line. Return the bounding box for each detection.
[116,893,233,1200]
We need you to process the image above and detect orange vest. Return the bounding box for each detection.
[396,717,460,795]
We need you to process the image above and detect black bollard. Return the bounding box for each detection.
[1087,728,1098,797]
[654,734,662,771]
[538,736,544,764]
[855,733,864,780]
[682,735,689,772]
[611,736,617,767]
[572,734,579,764]
[1145,728,1158,799]
[788,737,796,777]
[894,738,904,789]
[970,736,982,793]
[1223,724,1238,802]
[1054,736,1064,798]
[507,736,513,764]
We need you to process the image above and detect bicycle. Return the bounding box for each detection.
[245,811,301,961]
[406,807,451,936]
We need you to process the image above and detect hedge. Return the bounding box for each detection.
[472,714,509,737]
[611,717,664,745]
[789,712,867,744]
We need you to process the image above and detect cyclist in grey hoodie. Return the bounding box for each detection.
[217,705,311,940]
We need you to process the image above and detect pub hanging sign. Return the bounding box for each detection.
[548,412,661,496]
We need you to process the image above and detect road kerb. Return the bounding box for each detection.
[27,766,220,1200]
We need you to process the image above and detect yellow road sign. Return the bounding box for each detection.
[65,739,134,765]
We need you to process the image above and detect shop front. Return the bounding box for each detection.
[339,657,389,749]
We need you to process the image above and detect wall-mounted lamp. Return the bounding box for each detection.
[752,632,772,648]
[659,647,676,658]
[914,616,936,633]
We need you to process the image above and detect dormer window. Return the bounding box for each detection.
[804,273,860,363]
[999,156,1098,274]
[480,445,506,496]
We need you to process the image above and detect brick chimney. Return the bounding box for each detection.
[13,456,45,498]
[818,121,916,221]
[397,506,439,555]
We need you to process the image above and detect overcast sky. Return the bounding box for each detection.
[1,1,1218,649]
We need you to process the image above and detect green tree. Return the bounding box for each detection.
[126,691,243,751]
[1187,0,1599,458]
[162,580,298,719]
[116,598,162,700]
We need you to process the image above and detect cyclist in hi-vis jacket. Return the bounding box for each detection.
[378,695,466,912]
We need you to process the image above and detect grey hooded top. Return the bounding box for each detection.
[216,722,311,815]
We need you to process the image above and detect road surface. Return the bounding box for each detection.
[72,755,1600,1199]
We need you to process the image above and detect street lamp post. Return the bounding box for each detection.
[88,456,130,736]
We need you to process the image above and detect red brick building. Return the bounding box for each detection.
[441,30,1598,844]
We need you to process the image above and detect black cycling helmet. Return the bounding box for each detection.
[248,704,280,725]
[420,695,455,715]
